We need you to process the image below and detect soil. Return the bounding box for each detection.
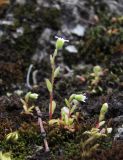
[0,0,123,160]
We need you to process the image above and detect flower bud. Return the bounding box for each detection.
[93,65,102,76]
[74,94,86,102]
[54,66,60,78]
[100,103,108,114]
[29,93,38,100]
[99,103,108,122]
[61,107,69,115]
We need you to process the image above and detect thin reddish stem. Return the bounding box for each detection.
[49,49,57,120]
[49,92,53,120]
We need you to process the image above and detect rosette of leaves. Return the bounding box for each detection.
[20,92,38,115]
[81,103,112,159]
[49,94,86,131]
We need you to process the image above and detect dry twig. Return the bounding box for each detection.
[35,106,50,152]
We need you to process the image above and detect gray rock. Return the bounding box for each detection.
[114,127,123,140]
[16,27,24,36]
[38,28,52,45]
[32,49,47,63]
[0,20,14,26]
[71,24,86,37]
[65,45,78,53]
[36,0,43,5]
[16,0,26,5]
[12,27,24,39]
[0,30,4,38]
[103,0,123,15]
[60,0,78,6]
[113,116,123,124]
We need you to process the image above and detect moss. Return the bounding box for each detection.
[79,15,123,65]
[92,141,123,160]
[77,14,123,94]
[0,124,43,160]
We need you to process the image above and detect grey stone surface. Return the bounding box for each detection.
[16,0,26,5]
[114,127,123,140]
[65,45,78,53]
[71,24,86,37]
[1,0,123,64]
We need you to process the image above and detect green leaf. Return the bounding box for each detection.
[6,131,19,142]
[98,121,105,127]
[25,92,31,102]
[28,106,35,113]
[99,114,105,122]
[69,94,76,102]
[64,114,69,125]
[68,118,74,125]
[49,100,56,115]
[49,119,59,125]
[54,66,60,78]
[45,79,52,93]
[65,98,70,108]
[70,105,77,114]
[50,55,54,65]
[52,101,56,114]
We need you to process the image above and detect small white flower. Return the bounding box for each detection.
[81,94,87,102]
[55,36,69,50]
[61,107,69,115]
[55,36,69,42]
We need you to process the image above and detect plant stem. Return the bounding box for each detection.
[49,49,57,120]
[49,70,54,120]
[49,93,53,120]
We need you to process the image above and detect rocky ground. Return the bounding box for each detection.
[0,0,123,159]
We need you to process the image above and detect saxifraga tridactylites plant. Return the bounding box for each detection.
[45,36,69,120]
[49,93,87,131]
[81,103,112,159]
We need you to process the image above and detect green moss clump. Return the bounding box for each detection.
[0,123,42,160]
[79,14,123,65]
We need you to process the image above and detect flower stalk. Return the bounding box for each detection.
[49,49,57,120]
[46,37,69,120]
